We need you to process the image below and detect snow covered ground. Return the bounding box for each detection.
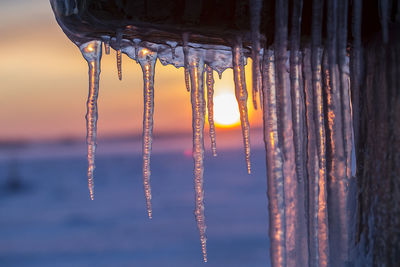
[0,133,269,266]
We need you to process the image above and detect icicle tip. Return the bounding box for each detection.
[89,188,94,200]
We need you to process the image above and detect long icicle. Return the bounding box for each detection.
[80,40,102,200]
[303,47,320,267]
[338,0,352,184]
[116,31,123,80]
[289,0,308,265]
[183,33,191,92]
[325,0,350,265]
[262,50,286,267]
[250,0,263,110]
[188,52,208,262]
[331,0,352,264]
[232,36,251,174]
[311,0,329,265]
[206,65,217,157]
[137,48,157,219]
[351,0,362,153]
[274,1,299,266]
[290,0,305,183]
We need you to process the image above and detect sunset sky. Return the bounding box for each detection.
[0,1,263,142]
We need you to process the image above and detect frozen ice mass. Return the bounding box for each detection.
[49,0,400,266]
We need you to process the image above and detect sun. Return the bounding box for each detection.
[213,92,240,127]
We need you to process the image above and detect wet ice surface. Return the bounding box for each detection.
[0,135,269,267]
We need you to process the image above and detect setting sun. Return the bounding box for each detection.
[213,92,240,127]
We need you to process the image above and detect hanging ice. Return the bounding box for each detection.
[183,33,191,92]
[79,40,102,200]
[274,1,307,266]
[262,50,286,267]
[303,46,320,267]
[49,0,400,265]
[350,0,362,151]
[137,48,157,219]
[379,0,390,43]
[232,37,252,174]
[311,0,330,265]
[188,49,207,262]
[289,0,305,184]
[103,36,111,55]
[326,0,353,264]
[116,31,123,80]
[205,65,217,157]
[250,0,263,110]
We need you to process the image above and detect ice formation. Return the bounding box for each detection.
[137,48,157,219]
[232,37,252,175]
[205,65,217,157]
[116,31,123,80]
[188,52,207,262]
[79,40,102,201]
[250,0,263,110]
[73,35,251,262]
[49,0,400,265]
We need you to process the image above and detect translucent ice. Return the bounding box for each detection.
[232,37,251,174]
[188,49,207,262]
[79,40,102,200]
[137,48,157,219]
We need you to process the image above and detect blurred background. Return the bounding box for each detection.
[0,1,269,266]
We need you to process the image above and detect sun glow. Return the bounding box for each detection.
[213,92,240,127]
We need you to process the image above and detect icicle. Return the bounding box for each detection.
[117,50,122,80]
[322,51,344,267]
[262,50,286,267]
[103,37,111,55]
[116,31,123,80]
[379,0,390,43]
[311,0,329,265]
[188,51,207,262]
[351,0,362,152]
[183,33,191,92]
[104,42,110,55]
[206,65,217,157]
[232,37,251,174]
[250,0,263,110]
[137,48,158,219]
[325,0,352,264]
[133,38,141,59]
[337,0,352,182]
[303,47,320,267]
[79,40,102,200]
[288,0,308,266]
[274,1,302,266]
[290,0,305,183]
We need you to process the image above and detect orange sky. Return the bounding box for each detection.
[0,1,263,142]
